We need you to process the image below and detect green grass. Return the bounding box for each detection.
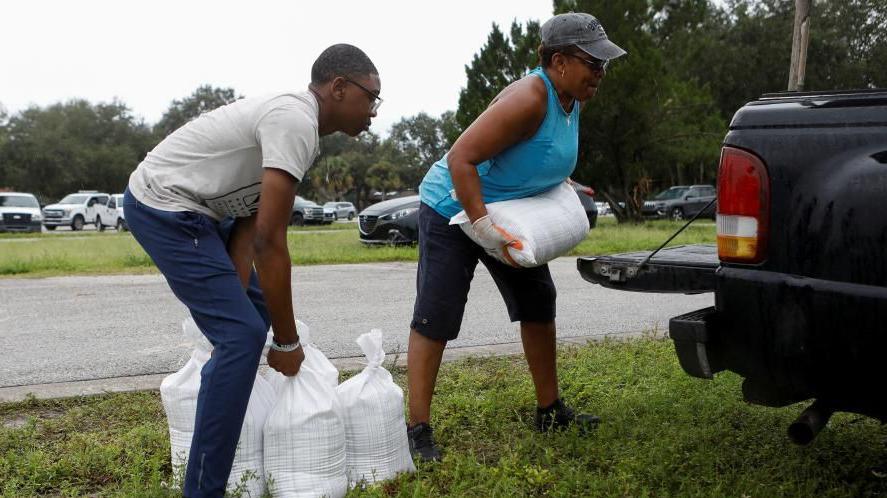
[0,218,714,278]
[0,222,355,239]
[571,217,715,256]
[2,339,885,497]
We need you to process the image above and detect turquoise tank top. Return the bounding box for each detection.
[419,67,579,218]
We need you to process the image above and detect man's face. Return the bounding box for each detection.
[341,73,382,136]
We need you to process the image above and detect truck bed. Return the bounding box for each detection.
[577,244,718,294]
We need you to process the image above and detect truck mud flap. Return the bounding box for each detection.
[577,244,718,294]
[669,306,723,379]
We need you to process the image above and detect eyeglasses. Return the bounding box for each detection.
[344,77,383,113]
[564,53,609,72]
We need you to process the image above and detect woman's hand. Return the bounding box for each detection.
[471,215,523,267]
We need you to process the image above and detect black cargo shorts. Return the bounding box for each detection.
[410,202,557,341]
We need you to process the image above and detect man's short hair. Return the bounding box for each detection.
[311,44,378,85]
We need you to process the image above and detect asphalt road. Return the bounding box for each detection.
[0,258,712,389]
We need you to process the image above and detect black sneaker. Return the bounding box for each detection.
[534,398,600,434]
[407,423,442,462]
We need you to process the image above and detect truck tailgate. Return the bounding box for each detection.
[577,244,718,294]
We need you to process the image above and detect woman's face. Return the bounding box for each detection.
[560,51,607,102]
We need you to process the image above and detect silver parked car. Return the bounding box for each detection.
[323,201,356,221]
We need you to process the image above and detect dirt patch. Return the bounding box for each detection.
[2,415,29,428]
[2,408,64,428]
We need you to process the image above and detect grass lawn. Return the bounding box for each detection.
[0,222,355,239]
[0,218,715,278]
[2,338,886,497]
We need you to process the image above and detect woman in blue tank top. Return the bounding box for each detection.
[406,13,626,461]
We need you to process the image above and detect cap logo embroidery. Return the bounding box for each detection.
[585,20,603,34]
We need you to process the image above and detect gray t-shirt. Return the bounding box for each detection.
[129,90,320,220]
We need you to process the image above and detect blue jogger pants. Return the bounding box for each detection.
[123,189,270,498]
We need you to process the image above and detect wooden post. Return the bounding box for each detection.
[788,0,812,91]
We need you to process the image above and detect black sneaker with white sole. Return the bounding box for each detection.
[534,398,600,434]
[407,422,442,462]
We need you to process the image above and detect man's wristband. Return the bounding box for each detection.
[271,339,301,352]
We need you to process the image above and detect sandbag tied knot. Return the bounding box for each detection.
[357,329,386,368]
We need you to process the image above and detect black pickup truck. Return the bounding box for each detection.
[578,89,887,444]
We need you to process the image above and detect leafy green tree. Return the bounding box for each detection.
[547,0,722,220]
[0,104,9,190]
[302,132,385,209]
[387,111,455,187]
[455,20,542,133]
[308,155,355,203]
[804,0,887,90]
[655,0,887,121]
[153,85,241,138]
[366,159,406,197]
[0,100,153,202]
[438,110,461,148]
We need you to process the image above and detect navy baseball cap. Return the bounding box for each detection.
[541,12,627,61]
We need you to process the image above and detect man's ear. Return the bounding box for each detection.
[330,76,347,102]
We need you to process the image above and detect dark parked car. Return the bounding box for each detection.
[568,180,598,228]
[358,195,420,245]
[642,184,716,220]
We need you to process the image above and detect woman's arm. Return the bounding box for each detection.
[447,76,548,223]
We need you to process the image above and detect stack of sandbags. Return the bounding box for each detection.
[263,321,347,498]
[160,317,274,496]
[337,330,415,486]
[450,181,590,267]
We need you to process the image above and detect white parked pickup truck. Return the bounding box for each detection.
[106,194,127,231]
[42,191,120,231]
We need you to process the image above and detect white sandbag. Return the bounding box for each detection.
[336,330,415,487]
[263,320,347,498]
[160,317,274,496]
[450,181,589,267]
[265,320,339,393]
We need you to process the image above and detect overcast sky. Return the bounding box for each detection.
[0,0,555,136]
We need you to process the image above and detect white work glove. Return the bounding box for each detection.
[471,215,523,267]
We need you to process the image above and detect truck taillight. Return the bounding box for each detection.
[717,146,769,263]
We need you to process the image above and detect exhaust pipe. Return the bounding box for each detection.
[787,400,834,445]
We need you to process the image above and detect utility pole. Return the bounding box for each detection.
[788,0,812,91]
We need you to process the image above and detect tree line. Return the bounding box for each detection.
[0,85,454,210]
[1,0,884,219]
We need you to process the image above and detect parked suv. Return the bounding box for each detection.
[323,201,357,221]
[42,191,110,231]
[642,184,716,220]
[358,195,420,245]
[291,196,327,226]
[0,192,43,233]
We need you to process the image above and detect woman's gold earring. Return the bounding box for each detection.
[561,69,565,78]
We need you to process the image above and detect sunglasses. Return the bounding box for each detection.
[563,52,609,72]
[344,77,383,113]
